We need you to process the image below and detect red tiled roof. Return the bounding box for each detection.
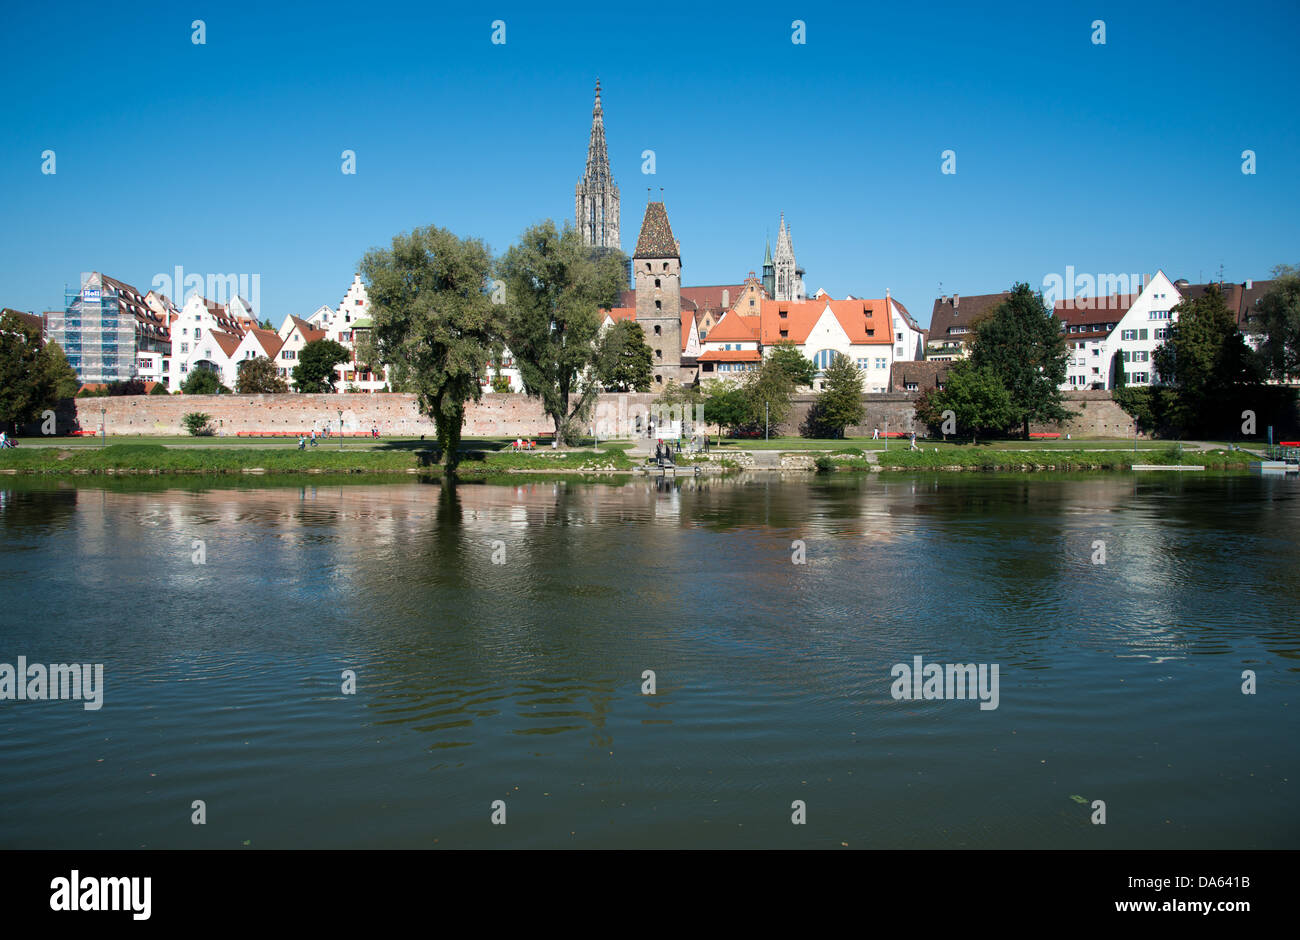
[705,309,759,342]
[698,348,761,363]
[759,299,894,346]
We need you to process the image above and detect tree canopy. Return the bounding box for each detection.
[1153,283,1262,435]
[179,366,230,395]
[361,225,498,471]
[803,352,864,437]
[0,314,79,431]
[969,282,1071,438]
[1250,264,1300,383]
[292,339,351,393]
[236,355,289,393]
[767,341,818,388]
[595,318,653,392]
[497,221,626,444]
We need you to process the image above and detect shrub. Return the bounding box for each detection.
[182,412,215,436]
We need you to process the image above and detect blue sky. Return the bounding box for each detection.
[2,0,1297,327]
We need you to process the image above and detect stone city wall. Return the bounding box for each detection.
[47,389,1155,440]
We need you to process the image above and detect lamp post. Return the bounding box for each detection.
[100,406,106,447]
[338,409,343,451]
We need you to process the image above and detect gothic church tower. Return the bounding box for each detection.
[575,80,620,251]
[773,213,806,302]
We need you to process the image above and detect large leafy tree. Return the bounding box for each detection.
[0,313,76,432]
[41,341,80,401]
[701,380,750,434]
[180,367,230,395]
[498,221,627,444]
[930,361,1016,444]
[292,338,350,393]
[595,319,652,392]
[767,341,818,388]
[1250,264,1300,382]
[804,352,864,438]
[741,355,797,433]
[969,282,1070,438]
[361,225,497,471]
[236,355,288,393]
[1154,283,1262,435]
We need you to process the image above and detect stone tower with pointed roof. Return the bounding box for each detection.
[773,213,806,302]
[633,201,683,386]
[575,80,620,252]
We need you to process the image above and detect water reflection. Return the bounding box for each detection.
[1,473,1297,848]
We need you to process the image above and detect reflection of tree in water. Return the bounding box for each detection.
[0,484,79,535]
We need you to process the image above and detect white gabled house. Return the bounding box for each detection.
[170,293,244,391]
[1105,270,1180,387]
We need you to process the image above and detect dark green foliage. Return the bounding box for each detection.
[361,225,498,472]
[767,342,818,388]
[292,339,350,393]
[182,412,215,436]
[802,352,865,438]
[595,319,653,392]
[1153,284,1263,436]
[179,367,229,395]
[236,356,288,394]
[969,282,1071,437]
[497,221,627,444]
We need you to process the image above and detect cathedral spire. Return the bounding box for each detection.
[576,81,620,250]
[584,79,611,186]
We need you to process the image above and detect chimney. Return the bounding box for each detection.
[1246,279,1253,290]
[953,293,960,309]
[722,289,730,308]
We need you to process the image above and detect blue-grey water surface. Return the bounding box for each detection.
[0,473,1296,848]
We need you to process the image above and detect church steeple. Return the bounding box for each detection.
[772,212,804,301]
[762,236,774,298]
[575,80,620,250]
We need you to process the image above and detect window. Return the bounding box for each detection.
[812,349,837,370]
[181,343,189,353]
[856,358,869,369]
[1155,328,1168,339]
[1092,348,1099,356]
[874,358,886,370]
[1149,310,1170,320]
[654,325,662,335]
[1131,372,1149,383]
[655,349,662,359]
[655,300,661,311]
[1133,350,1149,362]
[1121,329,1137,341]
[1138,329,1148,340]
[1121,350,1131,363]
[905,382,918,391]
[654,279,661,288]
[181,363,188,373]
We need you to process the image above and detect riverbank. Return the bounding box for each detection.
[0,441,1260,476]
[831,446,1254,471]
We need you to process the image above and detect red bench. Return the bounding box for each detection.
[1029,432,1061,439]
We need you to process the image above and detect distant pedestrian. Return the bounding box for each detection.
[909,431,919,451]
[872,427,880,440]
[297,436,305,450]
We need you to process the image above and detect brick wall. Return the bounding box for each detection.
[43,388,1233,440]
[53,393,664,438]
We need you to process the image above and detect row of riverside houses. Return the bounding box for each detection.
[926,270,1274,391]
[37,272,396,394]
[597,199,929,392]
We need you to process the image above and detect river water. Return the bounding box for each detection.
[0,473,1296,848]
